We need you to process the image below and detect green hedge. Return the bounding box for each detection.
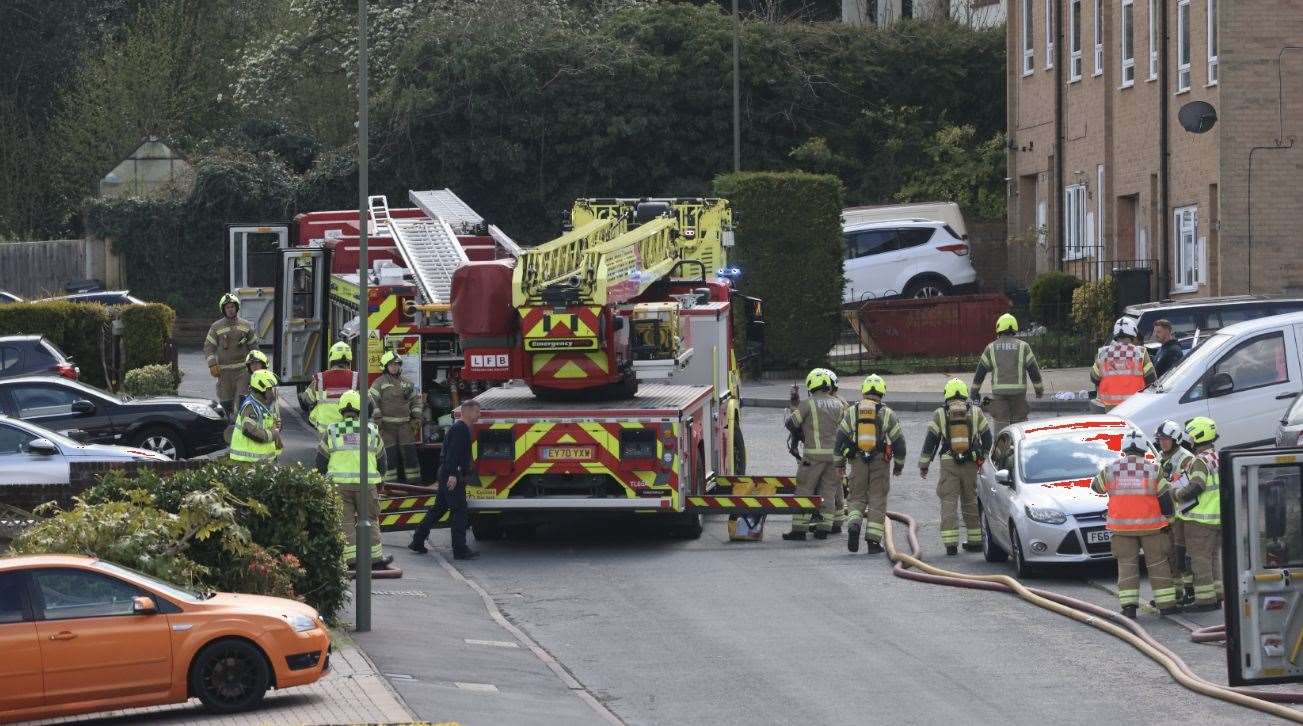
[1029,272,1082,332]
[119,303,176,371]
[123,364,181,396]
[714,171,844,369]
[87,462,349,619]
[1072,276,1117,346]
[0,301,109,386]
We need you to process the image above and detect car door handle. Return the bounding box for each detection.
[1278,392,1299,400]
[49,631,77,641]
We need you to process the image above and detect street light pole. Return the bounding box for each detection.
[355,0,372,633]
[732,0,741,172]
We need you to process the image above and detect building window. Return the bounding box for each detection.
[1121,0,1135,87]
[1022,0,1035,76]
[1173,205,1203,292]
[901,0,913,18]
[1207,0,1219,84]
[1046,0,1055,70]
[1069,0,1082,81]
[1148,0,1159,80]
[1093,0,1103,76]
[1096,165,1105,248]
[1064,185,1088,260]
[1177,0,1191,92]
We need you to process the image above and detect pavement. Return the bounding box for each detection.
[743,367,1097,412]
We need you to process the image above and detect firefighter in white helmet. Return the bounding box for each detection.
[1092,317,1156,409]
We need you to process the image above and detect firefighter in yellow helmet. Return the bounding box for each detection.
[918,379,991,555]
[820,367,851,534]
[972,313,1043,434]
[369,350,423,483]
[229,369,283,463]
[231,349,270,414]
[307,341,358,473]
[324,389,390,570]
[1170,416,1222,612]
[782,368,846,541]
[204,292,257,421]
[836,374,905,554]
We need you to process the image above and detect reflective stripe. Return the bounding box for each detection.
[1177,450,1221,525]
[230,399,280,462]
[989,339,1029,394]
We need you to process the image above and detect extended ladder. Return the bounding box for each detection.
[410,188,523,257]
[368,194,467,304]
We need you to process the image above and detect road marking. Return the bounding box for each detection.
[465,638,520,648]
[455,682,500,693]
[384,673,416,680]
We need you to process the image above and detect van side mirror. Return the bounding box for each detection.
[1207,372,1234,398]
[995,469,1013,487]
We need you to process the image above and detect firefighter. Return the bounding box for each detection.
[324,390,390,570]
[836,374,905,554]
[971,313,1044,434]
[1171,416,1223,612]
[204,292,257,420]
[918,379,991,555]
[822,368,850,534]
[782,369,846,541]
[307,341,358,473]
[1091,317,1156,409]
[229,369,283,464]
[1155,420,1196,606]
[229,349,269,421]
[1090,429,1178,619]
[369,350,423,483]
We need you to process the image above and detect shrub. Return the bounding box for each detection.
[0,300,110,386]
[713,171,844,369]
[86,461,348,618]
[1072,276,1117,346]
[1028,272,1082,331]
[119,303,176,371]
[123,364,181,396]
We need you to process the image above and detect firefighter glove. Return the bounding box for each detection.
[893,460,905,476]
[209,364,221,378]
[919,465,929,479]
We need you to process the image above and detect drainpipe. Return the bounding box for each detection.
[1054,0,1065,271]
[1158,0,1170,298]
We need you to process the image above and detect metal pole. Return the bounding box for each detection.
[732,0,741,172]
[355,0,372,633]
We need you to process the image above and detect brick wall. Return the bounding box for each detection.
[969,221,1011,290]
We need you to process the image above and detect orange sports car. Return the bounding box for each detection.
[0,554,331,723]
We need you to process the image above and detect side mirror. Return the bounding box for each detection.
[71,399,95,414]
[1207,372,1234,398]
[132,596,158,615]
[995,469,1013,487]
[27,438,57,456]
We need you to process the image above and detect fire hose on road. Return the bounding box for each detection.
[882,510,1303,722]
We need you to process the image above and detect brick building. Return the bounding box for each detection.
[1007,0,1303,299]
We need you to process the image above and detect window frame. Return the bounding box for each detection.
[1093,0,1104,76]
[10,383,84,419]
[1206,0,1219,85]
[1148,0,1159,80]
[1172,205,1201,293]
[1063,184,1088,261]
[27,567,149,622]
[0,572,35,624]
[0,422,38,455]
[1022,0,1036,76]
[1069,0,1083,81]
[1121,0,1136,88]
[1046,0,1055,70]
[1096,165,1106,247]
[1177,0,1192,92]
[1182,332,1292,403]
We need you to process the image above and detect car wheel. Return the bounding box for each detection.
[1009,522,1036,578]
[982,510,1008,563]
[903,275,952,299]
[190,638,271,714]
[132,426,184,460]
[668,512,704,540]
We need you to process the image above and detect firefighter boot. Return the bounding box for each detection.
[1122,605,1138,620]
[864,538,884,554]
[847,521,862,552]
[1181,585,1196,606]
[782,531,807,541]
[945,545,958,556]
[813,529,829,540]
[962,541,983,552]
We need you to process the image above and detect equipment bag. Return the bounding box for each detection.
[946,400,972,462]
[727,515,766,541]
[856,402,880,456]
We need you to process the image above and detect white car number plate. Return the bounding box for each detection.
[1086,530,1112,545]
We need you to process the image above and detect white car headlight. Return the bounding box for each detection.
[183,402,223,420]
[285,613,317,632]
[1025,505,1067,525]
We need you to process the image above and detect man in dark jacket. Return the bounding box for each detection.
[408,399,480,560]
[1151,319,1184,378]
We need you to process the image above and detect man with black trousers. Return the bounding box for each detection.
[408,399,480,560]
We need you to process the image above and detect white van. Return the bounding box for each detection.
[1112,311,1303,449]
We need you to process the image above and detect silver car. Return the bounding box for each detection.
[978,415,1147,576]
[0,414,168,486]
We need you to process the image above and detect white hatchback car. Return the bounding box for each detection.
[841,218,978,304]
[978,415,1147,576]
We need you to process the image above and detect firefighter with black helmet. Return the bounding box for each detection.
[918,379,991,555]
[204,292,257,420]
[972,313,1043,434]
[836,374,905,554]
[782,369,845,541]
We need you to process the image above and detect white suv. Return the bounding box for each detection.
[842,218,977,304]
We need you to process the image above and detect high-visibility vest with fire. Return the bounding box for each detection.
[308,369,358,434]
[946,400,973,462]
[230,397,280,463]
[324,417,382,486]
[1096,342,1147,407]
[1176,449,1221,526]
[1100,456,1167,532]
[984,337,1033,395]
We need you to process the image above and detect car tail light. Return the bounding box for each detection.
[56,362,78,380]
[937,243,969,256]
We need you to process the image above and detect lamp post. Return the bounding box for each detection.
[355,0,372,633]
[732,0,740,172]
